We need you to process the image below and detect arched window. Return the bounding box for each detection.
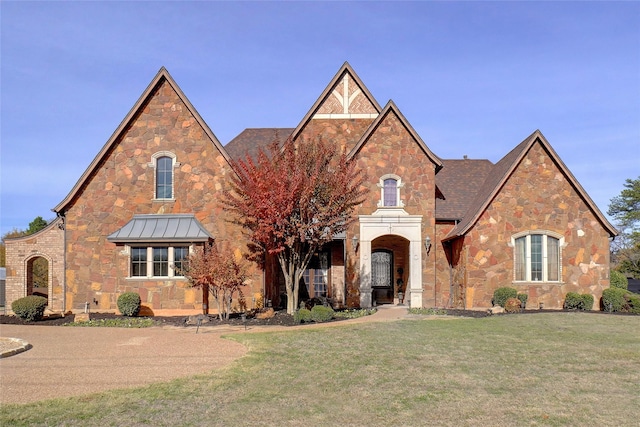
[378,174,404,207]
[150,152,179,200]
[512,231,563,282]
[156,156,173,199]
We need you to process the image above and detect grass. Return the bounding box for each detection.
[2,313,639,426]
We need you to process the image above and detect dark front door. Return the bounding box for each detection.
[371,250,393,304]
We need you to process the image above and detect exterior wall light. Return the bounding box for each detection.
[425,236,432,255]
[352,235,359,252]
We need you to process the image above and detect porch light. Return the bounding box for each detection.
[352,235,359,252]
[425,236,432,255]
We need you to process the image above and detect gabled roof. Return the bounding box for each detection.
[107,214,213,243]
[443,130,618,240]
[53,67,228,214]
[225,128,294,162]
[435,158,494,220]
[290,61,382,142]
[348,100,444,172]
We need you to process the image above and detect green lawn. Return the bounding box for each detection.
[2,313,639,426]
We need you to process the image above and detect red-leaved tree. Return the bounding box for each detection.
[223,137,368,314]
[180,244,246,320]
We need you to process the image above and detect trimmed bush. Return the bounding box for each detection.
[564,292,584,310]
[294,308,312,324]
[504,297,521,313]
[581,294,594,311]
[12,295,48,321]
[610,270,628,290]
[492,287,517,307]
[517,293,528,308]
[310,305,335,323]
[602,287,629,312]
[117,292,141,317]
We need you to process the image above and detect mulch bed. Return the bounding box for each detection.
[0,307,634,327]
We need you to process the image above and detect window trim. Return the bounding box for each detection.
[127,244,191,279]
[377,174,405,208]
[149,151,180,201]
[510,231,564,283]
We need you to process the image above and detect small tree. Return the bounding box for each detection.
[180,244,246,320]
[608,177,640,278]
[223,137,368,314]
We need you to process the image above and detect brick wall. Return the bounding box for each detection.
[4,219,65,313]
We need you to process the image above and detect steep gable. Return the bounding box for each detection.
[292,62,382,152]
[443,130,617,240]
[53,67,229,214]
[349,100,443,170]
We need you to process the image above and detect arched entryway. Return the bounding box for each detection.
[358,211,423,308]
[26,256,49,300]
[370,235,410,305]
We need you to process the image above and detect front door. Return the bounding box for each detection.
[371,250,393,304]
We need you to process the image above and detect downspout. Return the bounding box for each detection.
[56,211,67,316]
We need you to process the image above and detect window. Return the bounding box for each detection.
[156,156,173,199]
[129,246,190,278]
[303,251,330,298]
[131,247,147,277]
[383,179,397,206]
[173,247,189,276]
[513,232,562,282]
[378,174,404,207]
[150,152,179,200]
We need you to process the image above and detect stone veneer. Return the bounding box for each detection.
[458,142,610,309]
[60,79,256,314]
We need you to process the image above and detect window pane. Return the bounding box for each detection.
[131,248,147,277]
[315,252,329,297]
[530,235,542,281]
[383,179,397,207]
[156,156,172,199]
[514,237,526,281]
[153,247,168,277]
[547,237,559,281]
[173,247,189,276]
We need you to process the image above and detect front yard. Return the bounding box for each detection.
[2,312,639,426]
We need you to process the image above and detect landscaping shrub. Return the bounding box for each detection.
[581,294,594,311]
[564,292,584,310]
[117,292,141,317]
[610,270,628,290]
[310,305,335,323]
[294,308,311,324]
[517,293,528,308]
[601,287,640,313]
[11,295,48,321]
[504,297,521,313]
[492,287,517,307]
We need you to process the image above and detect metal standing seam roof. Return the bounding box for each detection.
[107,214,213,243]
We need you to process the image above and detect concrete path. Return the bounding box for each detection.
[0,305,413,405]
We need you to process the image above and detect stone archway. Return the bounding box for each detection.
[358,210,423,308]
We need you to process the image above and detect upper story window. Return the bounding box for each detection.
[512,231,563,282]
[378,174,404,208]
[156,157,173,199]
[150,152,180,201]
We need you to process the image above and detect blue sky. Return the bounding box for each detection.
[1,1,639,237]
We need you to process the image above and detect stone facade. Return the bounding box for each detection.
[457,142,611,309]
[4,63,616,315]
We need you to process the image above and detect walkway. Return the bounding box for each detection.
[0,305,412,405]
